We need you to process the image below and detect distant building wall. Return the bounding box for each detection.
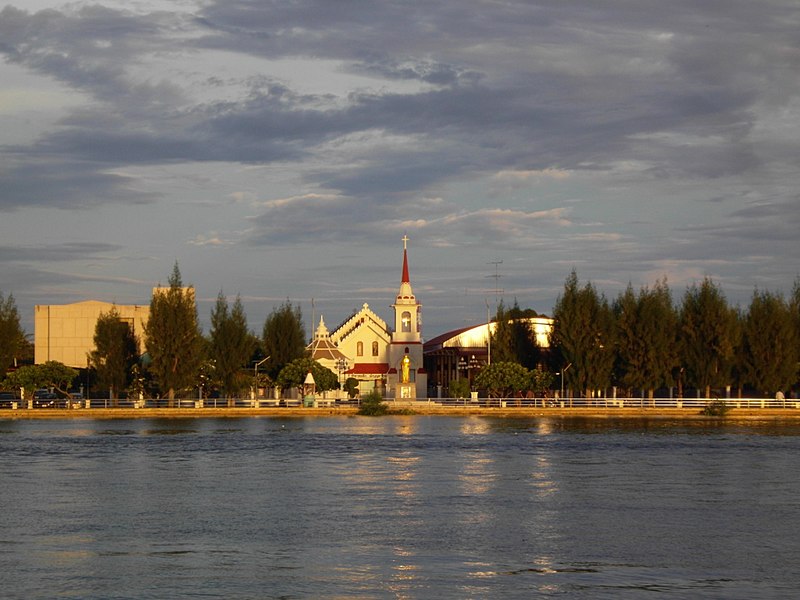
[34,301,149,368]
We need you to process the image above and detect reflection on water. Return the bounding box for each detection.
[529,454,557,497]
[1,416,800,599]
[459,454,495,498]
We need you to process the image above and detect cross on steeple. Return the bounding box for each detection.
[402,234,409,250]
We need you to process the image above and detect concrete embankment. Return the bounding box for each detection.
[4,406,800,420]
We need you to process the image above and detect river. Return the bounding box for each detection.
[1,416,799,598]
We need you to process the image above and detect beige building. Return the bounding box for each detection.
[34,301,148,368]
[309,237,427,399]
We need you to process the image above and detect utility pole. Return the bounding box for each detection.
[486,260,504,307]
[486,299,491,365]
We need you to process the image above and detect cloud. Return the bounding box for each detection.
[0,241,124,263]
[0,160,161,210]
[187,233,234,247]
[2,0,800,333]
[3,0,796,215]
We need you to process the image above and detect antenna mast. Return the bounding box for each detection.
[486,260,504,307]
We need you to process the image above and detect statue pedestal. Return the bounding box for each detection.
[397,384,415,399]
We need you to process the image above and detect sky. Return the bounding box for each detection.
[2,0,799,339]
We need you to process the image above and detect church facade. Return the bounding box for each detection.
[309,238,427,399]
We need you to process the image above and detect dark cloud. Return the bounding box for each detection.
[0,242,123,262]
[3,0,796,205]
[0,161,159,210]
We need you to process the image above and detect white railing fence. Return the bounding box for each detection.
[4,395,797,410]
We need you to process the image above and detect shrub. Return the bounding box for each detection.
[358,390,389,416]
[701,398,730,417]
[449,378,471,399]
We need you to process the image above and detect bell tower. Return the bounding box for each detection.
[392,235,422,342]
[389,235,426,399]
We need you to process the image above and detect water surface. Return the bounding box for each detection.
[1,416,799,598]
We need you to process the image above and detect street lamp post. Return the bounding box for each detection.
[468,354,483,404]
[560,362,572,401]
[486,299,491,366]
[336,358,349,400]
[253,356,271,400]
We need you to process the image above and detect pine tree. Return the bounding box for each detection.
[210,292,255,402]
[679,278,737,398]
[614,280,677,399]
[262,300,307,380]
[89,306,139,403]
[0,292,26,374]
[144,263,203,405]
[550,270,615,398]
[792,278,800,392]
[491,301,517,364]
[491,300,541,368]
[742,289,798,395]
[614,284,642,395]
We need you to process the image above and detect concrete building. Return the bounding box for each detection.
[34,301,148,368]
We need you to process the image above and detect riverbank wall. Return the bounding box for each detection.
[4,405,800,420]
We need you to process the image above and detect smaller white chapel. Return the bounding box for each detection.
[309,237,427,399]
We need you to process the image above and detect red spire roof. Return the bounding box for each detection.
[396,235,415,301]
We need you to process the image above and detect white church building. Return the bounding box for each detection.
[309,237,427,399]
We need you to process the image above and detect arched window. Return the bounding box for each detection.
[372,341,379,356]
[401,311,411,332]
[357,341,363,356]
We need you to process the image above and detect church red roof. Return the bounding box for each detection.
[347,363,390,375]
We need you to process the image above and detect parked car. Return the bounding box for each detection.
[0,391,19,408]
[33,389,58,408]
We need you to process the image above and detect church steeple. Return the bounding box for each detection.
[396,234,415,302]
[392,235,421,340]
[401,234,410,284]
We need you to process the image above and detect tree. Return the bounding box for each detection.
[449,378,471,399]
[474,361,529,399]
[741,289,798,395]
[679,278,737,398]
[3,361,78,398]
[491,300,540,368]
[209,292,255,402]
[344,377,360,398]
[0,292,26,374]
[262,300,307,380]
[550,270,615,397]
[490,301,517,364]
[144,263,203,405]
[792,277,800,392]
[527,366,554,396]
[614,280,678,399]
[89,306,139,403]
[276,357,337,392]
